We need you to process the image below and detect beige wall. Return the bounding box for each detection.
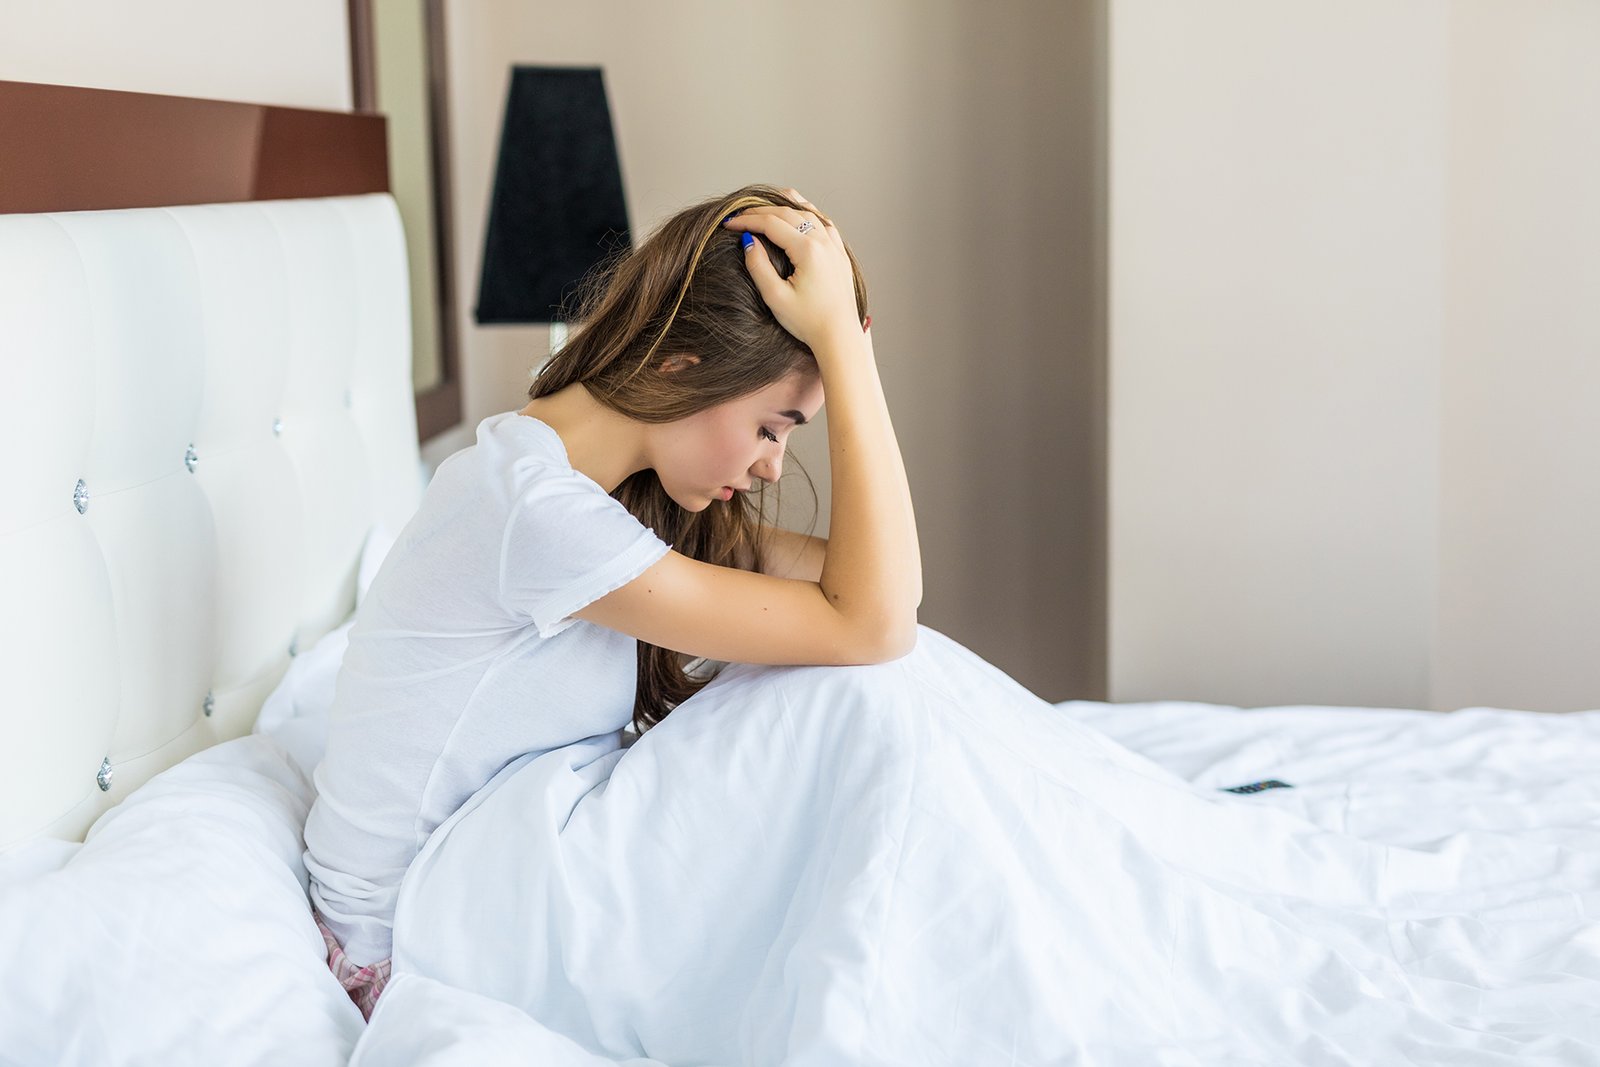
[1436,1,1600,712]
[0,0,349,110]
[14,1,1593,713]
[13,0,1592,713]
[1109,0,1598,712]
[424,0,1104,702]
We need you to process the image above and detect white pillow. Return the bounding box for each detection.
[253,615,354,780]
[253,519,397,778]
[0,523,399,1065]
[0,733,364,1065]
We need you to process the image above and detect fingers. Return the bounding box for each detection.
[784,189,835,229]
[724,205,817,235]
[722,188,837,250]
[736,227,783,300]
[723,210,817,258]
[723,189,858,347]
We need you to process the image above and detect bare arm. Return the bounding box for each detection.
[571,190,921,666]
[809,326,923,651]
[571,341,917,667]
[720,192,922,653]
[739,525,829,584]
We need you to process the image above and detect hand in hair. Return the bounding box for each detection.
[721,190,862,355]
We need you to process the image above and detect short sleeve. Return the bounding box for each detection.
[497,465,671,639]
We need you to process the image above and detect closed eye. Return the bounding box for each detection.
[759,427,779,443]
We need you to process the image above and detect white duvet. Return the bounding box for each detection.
[350,626,1600,1066]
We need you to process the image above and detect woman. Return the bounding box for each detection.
[316,185,1600,1062]
[524,184,922,717]
[303,184,920,1020]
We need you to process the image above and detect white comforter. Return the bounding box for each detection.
[350,626,1600,1066]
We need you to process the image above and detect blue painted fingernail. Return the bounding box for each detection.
[741,232,754,249]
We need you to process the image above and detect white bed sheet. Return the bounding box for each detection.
[0,731,365,1066]
[1056,697,1600,849]
[4,571,1596,1065]
[357,630,1600,1066]
[0,523,396,1067]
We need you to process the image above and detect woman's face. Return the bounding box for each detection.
[650,366,825,511]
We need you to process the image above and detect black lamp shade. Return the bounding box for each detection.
[474,66,630,324]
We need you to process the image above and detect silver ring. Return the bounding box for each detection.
[796,219,815,234]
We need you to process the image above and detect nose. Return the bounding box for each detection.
[753,449,782,484]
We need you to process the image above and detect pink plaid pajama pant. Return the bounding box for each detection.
[312,909,391,1022]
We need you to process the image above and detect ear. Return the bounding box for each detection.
[659,353,701,374]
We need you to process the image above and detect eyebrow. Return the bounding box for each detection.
[777,409,808,426]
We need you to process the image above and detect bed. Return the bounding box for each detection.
[3,81,1598,1067]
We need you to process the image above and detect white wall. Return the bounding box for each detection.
[0,0,350,111]
[1109,0,1599,713]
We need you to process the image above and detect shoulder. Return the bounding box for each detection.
[479,411,570,471]
[477,413,617,515]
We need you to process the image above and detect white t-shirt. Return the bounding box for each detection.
[303,410,672,966]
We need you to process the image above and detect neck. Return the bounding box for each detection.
[519,383,649,493]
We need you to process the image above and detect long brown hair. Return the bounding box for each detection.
[527,184,870,734]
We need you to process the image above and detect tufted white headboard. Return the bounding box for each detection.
[0,85,427,848]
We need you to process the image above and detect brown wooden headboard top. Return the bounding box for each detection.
[0,79,388,214]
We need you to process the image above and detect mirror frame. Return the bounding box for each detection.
[348,0,462,443]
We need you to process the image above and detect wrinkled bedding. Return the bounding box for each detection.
[360,626,1600,1066]
[5,609,1598,1066]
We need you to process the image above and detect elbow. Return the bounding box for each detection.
[836,598,920,664]
[868,615,919,663]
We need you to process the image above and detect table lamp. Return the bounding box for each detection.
[473,65,631,365]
